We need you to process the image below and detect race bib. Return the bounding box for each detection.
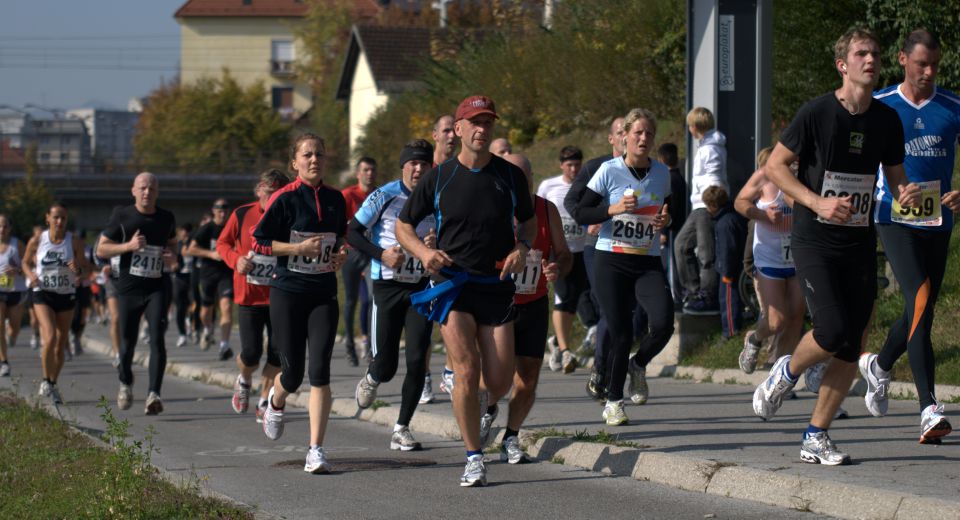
[513,249,543,295]
[0,272,13,291]
[780,235,793,263]
[610,209,658,253]
[129,245,164,279]
[561,216,585,248]
[245,254,276,286]
[392,250,426,283]
[288,231,337,275]
[891,180,942,227]
[110,255,121,278]
[817,171,874,227]
[39,266,75,295]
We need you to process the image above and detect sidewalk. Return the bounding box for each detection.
[74,322,960,519]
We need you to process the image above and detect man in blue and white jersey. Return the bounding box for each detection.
[349,139,437,452]
[860,29,960,444]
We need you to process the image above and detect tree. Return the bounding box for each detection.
[0,143,54,238]
[134,72,289,174]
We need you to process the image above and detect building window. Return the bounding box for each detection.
[271,40,295,75]
[272,87,294,120]
[40,152,50,161]
[60,152,68,162]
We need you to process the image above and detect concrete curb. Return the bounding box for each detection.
[82,337,960,520]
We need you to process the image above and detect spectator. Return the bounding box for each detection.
[657,142,687,306]
[703,186,747,338]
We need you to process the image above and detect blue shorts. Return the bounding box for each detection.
[755,266,796,280]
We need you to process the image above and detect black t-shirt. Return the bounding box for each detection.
[192,221,230,279]
[565,153,612,224]
[101,205,176,294]
[780,93,905,252]
[399,155,534,276]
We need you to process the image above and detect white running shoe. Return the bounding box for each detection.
[739,330,762,374]
[834,406,849,420]
[858,353,890,417]
[752,355,796,420]
[304,446,332,474]
[38,380,52,398]
[176,335,189,348]
[804,361,827,394]
[439,368,455,395]
[262,387,285,440]
[419,375,435,404]
[255,401,267,424]
[460,456,487,487]
[232,375,250,414]
[561,349,578,374]
[390,427,422,451]
[117,384,133,411]
[547,336,562,372]
[112,354,120,368]
[628,359,648,405]
[800,431,850,465]
[145,391,164,415]
[355,373,379,409]
[0,362,9,377]
[500,435,532,464]
[479,403,499,448]
[602,400,629,426]
[920,403,952,444]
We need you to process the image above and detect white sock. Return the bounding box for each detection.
[393,423,406,433]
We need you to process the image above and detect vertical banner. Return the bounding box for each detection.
[719,15,735,91]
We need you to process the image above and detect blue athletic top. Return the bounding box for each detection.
[874,85,960,231]
[353,179,435,281]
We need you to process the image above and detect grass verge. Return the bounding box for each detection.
[0,393,253,520]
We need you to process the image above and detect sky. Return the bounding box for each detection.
[0,0,184,112]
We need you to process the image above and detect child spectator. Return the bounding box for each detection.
[703,185,747,338]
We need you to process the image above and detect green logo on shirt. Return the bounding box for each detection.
[849,132,865,151]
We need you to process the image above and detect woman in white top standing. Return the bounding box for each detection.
[734,147,805,374]
[21,202,92,403]
[0,214,27,377]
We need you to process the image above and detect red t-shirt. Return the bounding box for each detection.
[341,184,372,221]
[216,201,270,306]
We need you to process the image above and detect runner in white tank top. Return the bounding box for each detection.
[0,214,25,376]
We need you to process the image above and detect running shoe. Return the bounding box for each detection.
[440,367,455,395]
[355,373,378,409]
[858,353,889,417]
[602,400,629,426]
[800,431,850,466]
[145,392,164,415]
[38,380,52,398]
[628,358,648,405]
[49,384,63,405]
[218,342,233,361]
[581,325,597,353]
[561,349,578,374]
[834,406,849,420]
[586,368,606,401]
[752,355,796,420]
[30,334,39,350]
[201,331,214,351]
[176,335,188,348]
[304,446,332,474]
[460,456,487,487]
[480,403,499,448]
[682,293,720,316]
[344,342,359,367]
[117,384,132,410]
[920,403,952,444]
[262,387,284,440]
[0,362,9,377]
[804,361,827,394]
[500,435,532,464]
[547,336,562,372]
[112,354,120,368]
[72,334,83,355]
[739,330,762,374]
[255,401,267,424]
[419,375,435,404]
[390,427,423,451]
[232,375,251,414]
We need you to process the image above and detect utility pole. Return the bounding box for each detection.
[543,0,556,29]
[431,0,453,28]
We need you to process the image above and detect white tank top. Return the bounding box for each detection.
[752,190,795,270]
[34,230,77,295]
[0,238,26,292]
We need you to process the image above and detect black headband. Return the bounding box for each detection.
[399,147,432,168]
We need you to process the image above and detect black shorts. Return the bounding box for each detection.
[513,295,549,358]
[199,273,234,306]
[794,247,876,363]
[0,291,22,306]
[554,252,589,313]
[238,304,279,368]
[448,278,516,326]
[33,290,77,313]
[76,286,92,308]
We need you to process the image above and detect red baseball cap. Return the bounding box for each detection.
[455,95,498,121]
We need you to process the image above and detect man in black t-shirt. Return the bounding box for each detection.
[397,95,535,487]
[97,172,177,415]
[751,28,921,465]
[185,198,234,360]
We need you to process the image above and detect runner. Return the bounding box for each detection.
[188,214,211,344]
[217,169,288,422]
[340,157,378,366]
[69,229,95,358]
[171,224,194,348]
[574,108,674,426]
[495,152,571,463]
[0,214,26,377]
[537,146,587,374]
[185,199,235,360]
[490,138,512,157]
[735,147,804,373]
[397,95,535,486]
[26,225,43,350]
[97,173,177,414]
[860,29,960,443]
[751,28,921,465]
[253,133,348,474]
[22,202,92,404]
[350,140,437,451]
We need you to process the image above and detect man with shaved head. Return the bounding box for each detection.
[98,172,178,415]
[432,115,458,166]
[490,138,512,157]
